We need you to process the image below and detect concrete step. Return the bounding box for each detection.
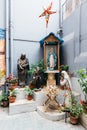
[37,106,65,121]
[16,88,26,100]
[9,88,81,116]
[9,99,36,115]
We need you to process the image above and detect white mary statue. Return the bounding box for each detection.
[47,48,57,70]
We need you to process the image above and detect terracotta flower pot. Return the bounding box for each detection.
[9,96,16,103]
[70,114,79,125]
[1,100,9,107]
[9,85,16,91]
[60,86,64,90]
[27,95,33,100]
[13,83,18,86]
[29,85,35,90]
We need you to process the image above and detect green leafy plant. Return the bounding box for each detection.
[0,92,8,101]
[28,59,45,75]
[70,103,83,118]
[28,59,47,85]
[10,89,18,97]
[76,68,87,102]
[0,92,9,107]
[60,64,69,72]
[25,87,36,96]
[6,74,18,84]
[70,92,83,118]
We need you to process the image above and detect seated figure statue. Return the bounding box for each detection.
[33,66,42,89]
[17,53,29,86]
[47,48,57,70]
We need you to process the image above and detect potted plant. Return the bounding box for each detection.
[69,92,83,124]
[76,68,87,113]
[9,89,18,103]
[0,92,9,107]
[25,87,35,100]
[29,80,36,90]
[6,74,18,90]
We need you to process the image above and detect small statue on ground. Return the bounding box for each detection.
[17,53,29,87]
[47,48,57,70]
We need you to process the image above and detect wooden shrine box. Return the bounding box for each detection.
[40,32,64,71]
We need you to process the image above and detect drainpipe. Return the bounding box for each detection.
[6,0,10,77]
[58,0,63,37]
[79,2,82,54]
[9,0,14,74]
[59,0,62,28]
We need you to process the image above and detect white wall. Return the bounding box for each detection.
[0,0,5,28]
[0,0,59,75]
[71,77,85,100]
[13,41,43,75]
[12,0,59,75]
[13,0,59,40]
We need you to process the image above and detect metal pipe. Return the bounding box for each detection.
[59,0,62,28]
[9,0,14,74]
[13,38,39,43]
[5,0,10,77]
[79,1,82,54]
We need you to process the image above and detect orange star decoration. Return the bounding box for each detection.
[39,2,56,28]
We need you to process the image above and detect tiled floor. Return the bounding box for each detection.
[0,107,86,130]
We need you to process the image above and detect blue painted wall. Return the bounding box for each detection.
[61,1,87,72]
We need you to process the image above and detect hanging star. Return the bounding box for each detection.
[39,2,56,28]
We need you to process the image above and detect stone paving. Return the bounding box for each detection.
[0,107,86,130]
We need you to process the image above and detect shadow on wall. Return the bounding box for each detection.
[71,77,85,101]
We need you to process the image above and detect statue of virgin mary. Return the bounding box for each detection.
[47,48,57,70]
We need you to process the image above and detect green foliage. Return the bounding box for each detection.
[25,87,36,96]
[28,59,45,76]
[70,103,83,118]
[70,91,77,105]
[6,74,18,84]
[60,64,69,72]
[10,89,18,97]
[28,59,47,85]
[76,68,87,98]
[0,92,8,101]
[70,92,83,118]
